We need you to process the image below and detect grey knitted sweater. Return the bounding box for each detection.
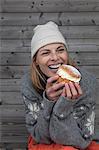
[21,68,97,149]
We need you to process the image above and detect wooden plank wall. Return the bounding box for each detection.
[0,0,99,149]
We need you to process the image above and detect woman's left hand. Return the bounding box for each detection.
[61,81,83,100]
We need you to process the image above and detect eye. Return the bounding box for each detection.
[41,51,50,55]
[57,48,65,52]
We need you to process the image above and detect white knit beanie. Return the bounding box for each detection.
[31,21,68,58]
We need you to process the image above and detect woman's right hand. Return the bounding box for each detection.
[45,75,65,101]
[61,81,83,100]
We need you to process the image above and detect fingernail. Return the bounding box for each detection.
[69,81,72,84]
[65,83,68,86]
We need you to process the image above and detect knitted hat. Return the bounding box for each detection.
[31,21,68,58]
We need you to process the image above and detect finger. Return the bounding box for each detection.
[52,82,65,91]
[46,75,59,89]
[47,75,59,84]
[68,81,78,99]
[61,87,66,97]
[74,82,83,96]
[65,83,72,99]
[47,89,63,101]
[46,82,65,94]
[52,89,63,97]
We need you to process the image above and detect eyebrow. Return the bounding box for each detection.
[39,49,50,53]
[57,46,65,49]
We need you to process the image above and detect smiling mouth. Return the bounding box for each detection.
[48,64,62,70]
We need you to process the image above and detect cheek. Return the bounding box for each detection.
[39,65,50,77]
[37,58,48,72]
[36,56,46,66]
[39,64,46,71]
[61,53,68,63]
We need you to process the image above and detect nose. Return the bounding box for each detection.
[50,52,59,61]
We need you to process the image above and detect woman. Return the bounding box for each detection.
[21,21,99,150]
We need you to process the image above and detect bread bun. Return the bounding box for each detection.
[56,65,81,83]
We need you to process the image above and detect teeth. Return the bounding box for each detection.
[49,64,61,69]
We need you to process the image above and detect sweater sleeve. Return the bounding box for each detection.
[49,69,98,149]
[21,73,55,144]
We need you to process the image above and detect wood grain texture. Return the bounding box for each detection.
[0,12,99,26]
[0,66,28,79]
[1,39,99,52]
[1,26,99,39]
[1,0,99,13]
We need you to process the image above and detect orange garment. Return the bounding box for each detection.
[85,141,99,150]
[28,135,99,150]
[28,136,78,150]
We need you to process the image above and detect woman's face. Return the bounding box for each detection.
[36,43,68,77]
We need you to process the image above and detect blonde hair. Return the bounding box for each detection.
[30,51,76,92]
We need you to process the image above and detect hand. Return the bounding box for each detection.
[46,75,65,101]
[61,81,83,100]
